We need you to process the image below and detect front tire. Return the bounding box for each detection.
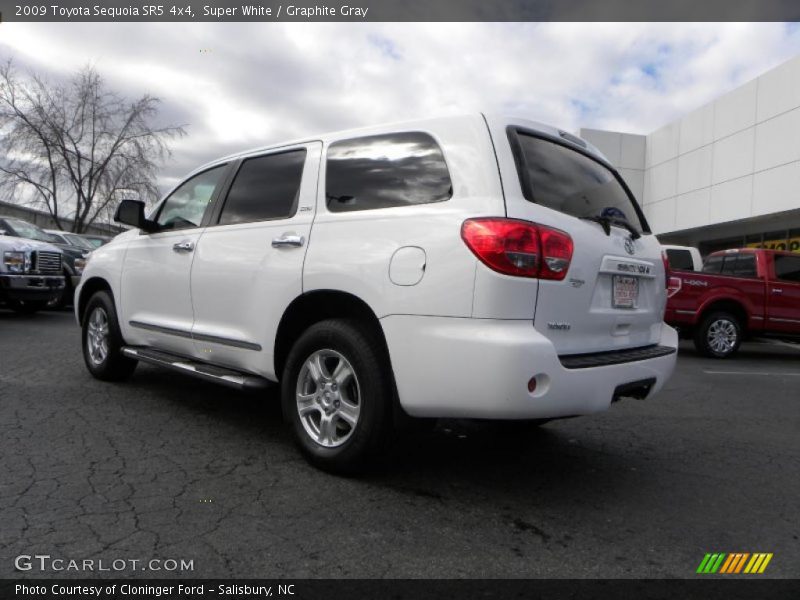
[281,319,394,474]
[694,311,742,358]
[82,291,137,381]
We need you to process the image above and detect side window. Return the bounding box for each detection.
[218,150,307,226]
[667,249,694,271]
[774,255,800,282]
[702,255,723,274]
[156,165,227,231]
[325,132,452,213]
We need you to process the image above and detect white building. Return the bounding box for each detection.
[581,54,800,255]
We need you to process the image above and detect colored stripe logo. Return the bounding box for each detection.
[697,553,773,574]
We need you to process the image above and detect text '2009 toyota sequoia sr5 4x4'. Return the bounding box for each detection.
[75,114,678,473]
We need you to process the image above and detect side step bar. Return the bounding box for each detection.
[121,346,274,392]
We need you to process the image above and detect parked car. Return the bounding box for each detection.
[0,226,64,314]
[46,229,97,252]
[662,244,703,272]
[75,114,678,472]
[665,248,800,358]
[0,217,88,309]
[80,234,112,248]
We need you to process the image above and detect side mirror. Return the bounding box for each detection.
[114,199,157,232]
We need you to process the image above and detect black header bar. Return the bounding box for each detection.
[0,0,799,22]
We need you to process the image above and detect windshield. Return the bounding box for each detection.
[5,218,59,243]
[512,131,646,233]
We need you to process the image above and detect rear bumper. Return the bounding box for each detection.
[0,274,65,303]
[381,315,678,419]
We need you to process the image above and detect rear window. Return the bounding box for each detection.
[325,132,452,213]
[726,254,757,278]
[703,254,757,277]
[702,255,723,274]
[774,254,800,282]
[666,249,695,271]
[510,131,645,233]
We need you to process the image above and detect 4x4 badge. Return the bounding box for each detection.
[624,238,635,255]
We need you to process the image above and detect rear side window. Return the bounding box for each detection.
[218,150,307,225]
[511,131,645,233]
[667,249,694,271]
[703,255,723,273]
[325,132,452,213]
[774,254,800,282]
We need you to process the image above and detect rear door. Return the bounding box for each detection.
[766,253,800,333]
[488,117,666,355]
[189,142,321,379]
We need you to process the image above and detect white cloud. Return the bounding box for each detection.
[2,22,800,192]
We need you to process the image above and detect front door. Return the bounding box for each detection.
[119,164,230,356]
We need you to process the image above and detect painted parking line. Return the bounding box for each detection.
[703,370,800,377]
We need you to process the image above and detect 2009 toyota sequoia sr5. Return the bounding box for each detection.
[76,114,678,472]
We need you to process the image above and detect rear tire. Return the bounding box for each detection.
[82,291,138,381]
[694,311,742,358]
[281,319,394,474]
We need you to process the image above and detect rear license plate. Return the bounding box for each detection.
[613,275,638,309]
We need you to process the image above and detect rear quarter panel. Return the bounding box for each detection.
[303,115,503,318]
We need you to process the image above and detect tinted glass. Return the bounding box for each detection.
[157,165,226,230]
[513,132,644,232]
[326,132,452,213]
[731,255,757,278]
[667,249,694,271]
[774,254,800,282]
[219,150,306,225]
[703,255,723,274]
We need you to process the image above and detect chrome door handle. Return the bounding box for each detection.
[772,288,783,294]
[172,241,195,253]
[271,234,305,248]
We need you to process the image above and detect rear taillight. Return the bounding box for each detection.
[661,250,670,289]
[461,218,573,280]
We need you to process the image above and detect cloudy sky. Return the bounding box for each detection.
[2,22,800,195]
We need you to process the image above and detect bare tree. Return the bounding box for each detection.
[0,61,184,232]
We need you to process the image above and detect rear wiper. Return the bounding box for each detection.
[580,215,641,239]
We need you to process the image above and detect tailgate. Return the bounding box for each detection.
[488,116,667,355]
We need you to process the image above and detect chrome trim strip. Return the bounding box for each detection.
[192,331,262,351]
[674,309,695,315]
[129,320,192,338]
[129,320,262,351]
[770,317,800,324]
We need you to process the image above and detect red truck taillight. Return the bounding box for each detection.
[461,218,573,280]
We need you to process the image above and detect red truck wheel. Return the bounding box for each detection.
[694,311,742,358]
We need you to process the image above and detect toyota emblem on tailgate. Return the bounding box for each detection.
[624,238,635,255]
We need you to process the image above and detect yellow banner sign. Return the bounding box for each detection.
[746,237,800,252]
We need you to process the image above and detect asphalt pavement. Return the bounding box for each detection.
[1,309,798,578]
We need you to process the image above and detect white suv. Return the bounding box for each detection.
[75,114,677,472]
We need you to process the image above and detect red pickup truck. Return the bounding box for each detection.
[665,248,800,358]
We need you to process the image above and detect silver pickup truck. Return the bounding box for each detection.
[0,230,65,314]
